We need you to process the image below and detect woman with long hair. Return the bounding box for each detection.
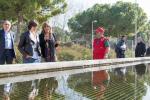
[39,22,58,62]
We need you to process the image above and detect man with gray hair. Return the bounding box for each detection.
[0,20,16,64]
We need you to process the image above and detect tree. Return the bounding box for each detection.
[53,26,71,42]
[68,1,148,38]
[137,21,150,43]
[0,0,67,41]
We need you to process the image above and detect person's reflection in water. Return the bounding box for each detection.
[37,77,58,100]
[28,79,40,100]
[114,67,126,80]
[147,64,150,73]
[3,83,13,100]
[135,64,146,76]
[93,70,110,99]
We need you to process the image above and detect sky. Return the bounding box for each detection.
[50,0,150,30]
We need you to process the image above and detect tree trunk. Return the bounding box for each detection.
[16,13,23,43]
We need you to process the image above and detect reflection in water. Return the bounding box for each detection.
[56,75,90,100]
[0,64,150,99]
[114,67,126,80]
[1,83,13,100]
[68,67,148,100]
[143,83,150,100]
[11,81,34,100]
[135,64,146,76]
[0,78,61,100]
[92,70,110,99]
[37,77,58,100]
[4,83,13,100]
[28,80,40,100]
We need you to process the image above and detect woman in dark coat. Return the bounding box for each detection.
[39,22,58,62]
[18,20,41,63]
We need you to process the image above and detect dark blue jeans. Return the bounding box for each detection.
[0,49,14,64]
[23,57,41,63]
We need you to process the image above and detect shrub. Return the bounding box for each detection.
[57,44,92,61]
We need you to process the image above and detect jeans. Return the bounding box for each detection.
[23,57,41,63]
[0,49,14,64]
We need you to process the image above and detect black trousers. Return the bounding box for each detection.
[116,53,125,58]
[0,49,14,64]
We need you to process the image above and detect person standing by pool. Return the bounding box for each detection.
[115,35,127,58]
[39,22,59,62]
[18,20,41,63]
[0,20,16,64]
[0,20,16,100]
[92,27,110,99]
[135,36,146,57]
[93,27,110,59]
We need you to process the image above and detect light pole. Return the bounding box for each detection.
[91,20,97,86]
[92,20,97,60]
[134,0,138,48]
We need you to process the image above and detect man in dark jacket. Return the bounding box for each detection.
[0,20,16,64]
[135,37,146,57]
[115,36,127,58]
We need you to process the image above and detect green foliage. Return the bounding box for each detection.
[108,49,116,58]
[58,49,75,61]
[0,0,67,23]
[68,1,148,38]
[53,27,71,42]
[137,22,150,43]
[57,44,92,61]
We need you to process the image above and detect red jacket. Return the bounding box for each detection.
[93,37,109,59]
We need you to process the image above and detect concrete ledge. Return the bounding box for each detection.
[0,57,149,77]
[0,60,149,85]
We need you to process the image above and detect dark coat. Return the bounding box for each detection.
[18,31,41,58]
[0,29,16,58]
[39,33,58,62]
[115,40,126,58]
[146,47,150,56]
[135,42,146,57]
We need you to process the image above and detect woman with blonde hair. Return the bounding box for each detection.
[39,22,58,62]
